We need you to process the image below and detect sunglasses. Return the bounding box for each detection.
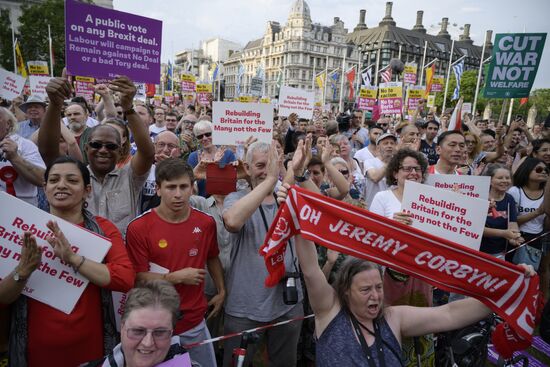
[196,132,212,140]
[535,166,549,174]
[338,169,349,175]
[88,141,120,151]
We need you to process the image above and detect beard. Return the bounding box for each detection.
[69,121,84,132]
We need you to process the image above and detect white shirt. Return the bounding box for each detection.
[370,190,402,219]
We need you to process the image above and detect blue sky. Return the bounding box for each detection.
[114,0,550,89]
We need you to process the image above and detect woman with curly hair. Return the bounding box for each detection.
[370,148,434,367]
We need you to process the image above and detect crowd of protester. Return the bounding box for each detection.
[0,74,549,367]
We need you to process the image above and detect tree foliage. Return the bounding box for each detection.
[18,0,65,76]
[0,9,13,71]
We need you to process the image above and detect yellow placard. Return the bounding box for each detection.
[164,91,173,97]
[239,96,253,103]
[379,85,402,99]
[27,62,49,76]
[407,88,424,100]
[427,95,435,107]
[359,87,378,99]
[260,97,270,104]
[404,64,417,75]
[196,84,212,93]
[181,74,196,83]
[75,76,95,83]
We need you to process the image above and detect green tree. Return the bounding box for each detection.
[0,8,13,71]
[18,0,65,77]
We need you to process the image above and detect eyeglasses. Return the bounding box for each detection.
[399,166,422,173]
[156,142,179,150]
[88,141,120,151]
[126,327,173,342]
[196,132,212,140]
[338,169,349,175]
[535,166,549,174]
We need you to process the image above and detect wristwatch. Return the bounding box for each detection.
[124,106,136,116]
[13,270,29,283]
[294,169,310,183]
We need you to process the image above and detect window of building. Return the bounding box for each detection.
[459,48,469,56]
[435,42,446,52]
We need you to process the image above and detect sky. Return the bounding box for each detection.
[113,0,550,88]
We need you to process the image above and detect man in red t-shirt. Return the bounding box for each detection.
[126,158,225,367]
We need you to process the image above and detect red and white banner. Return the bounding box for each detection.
[260,186,541,343]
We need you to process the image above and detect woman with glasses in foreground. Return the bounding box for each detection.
[84,280,192,367]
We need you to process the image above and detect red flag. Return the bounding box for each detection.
[447,98,463,131]
[520,97,528,105]
[345,66,356,100]
[146,84,156,97]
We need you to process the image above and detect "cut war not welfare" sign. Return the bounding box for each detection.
[484,33,546,98]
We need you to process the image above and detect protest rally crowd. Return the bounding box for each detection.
[0,71,549,367]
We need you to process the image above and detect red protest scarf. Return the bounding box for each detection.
[260,186,541,343]
[345,67,356,100]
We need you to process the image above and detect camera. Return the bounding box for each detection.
[282,272,299,305]
[336,113,351,132]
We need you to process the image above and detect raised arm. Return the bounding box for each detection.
[321,140,349,199]
[223,142,279,232]
[109,77,154,176]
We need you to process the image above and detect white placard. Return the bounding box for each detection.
[134,82,146,102]
[462,102,472,117]
[113,261,169,331]
[426,174,490,200]
[212,101,273,146]
[0,69,26,101]
[0,192,111,314]
[29,75,52,99]
[278,86,314,119]
[401,181,489,251]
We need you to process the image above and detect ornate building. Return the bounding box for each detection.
[223,0,358,100]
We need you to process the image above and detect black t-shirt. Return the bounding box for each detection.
[480,193,518,255]
[420,139,438,165]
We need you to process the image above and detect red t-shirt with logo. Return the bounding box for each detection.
[126,208,219,333]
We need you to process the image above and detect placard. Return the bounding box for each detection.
[484,33,547,98]
[134,82,146,101]
[427,94,435,108]
[357,86,377,111]
[379,82,403,114]
[29,76,52,99]
[0,192,111,314]
[0,69,26,101]
[74,75,95,103]
[278,86,314,119]
[426,174,490,200]
[65,0,162,83]
[212,101,274,146]
[180,74,196,92]
[27,61,49,76]
[238,96,252,103]
[403,63,417,84]
[431,75,444,92]
[250,77,263,97]
[402,181,488,250]
[196,84,212,106]
[462,102,472,117]
[406,85,424,115]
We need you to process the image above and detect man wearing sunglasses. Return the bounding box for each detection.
[40,75,155,236]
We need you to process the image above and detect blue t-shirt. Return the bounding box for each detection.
[480,193,518,255]
[188,149,236,197]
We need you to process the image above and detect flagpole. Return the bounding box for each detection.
[48,24,54,77]
[355,49,361,99]
[473,30,489,116]
[12,31,17,73]
[339,52,346,112]
[442,39,455,114]
[323,54,328,105]
[312,58,316,89]
[374,48,381,86]
[282,54,287,87]
[507,98,514,125]
[419,40,428,86]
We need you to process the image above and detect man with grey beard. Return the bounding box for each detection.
[64,103,93,161]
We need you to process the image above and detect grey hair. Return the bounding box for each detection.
[0,107,18,136]
[193,120,212,136]
[330,134,348,145]
[246,141,270,165]
[330,156,347,167]
[122,280,181,328]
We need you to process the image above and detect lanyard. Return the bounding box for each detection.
[350,314,386,367]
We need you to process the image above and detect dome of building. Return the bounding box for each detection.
[289,0,311,20]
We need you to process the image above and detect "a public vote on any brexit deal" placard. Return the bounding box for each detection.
[0,192,111,314]
[65,0,162,83]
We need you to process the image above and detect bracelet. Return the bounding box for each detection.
[73,256,86,274]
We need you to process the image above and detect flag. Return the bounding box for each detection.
[345,66,356,100]
[447,98,463,131]
[330,71,339,100]
[424,64,436,98]
[255,64,264,79]
[210,63,219,83]
[315,71,325,89]
[361,67,372,86]
[276,69,283,91]
[452,60,464,101]
[14,40,27,78]
[166,60,173,91]
[236,63,245,97]
[381,68,392,83]
[520,97,528,105]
